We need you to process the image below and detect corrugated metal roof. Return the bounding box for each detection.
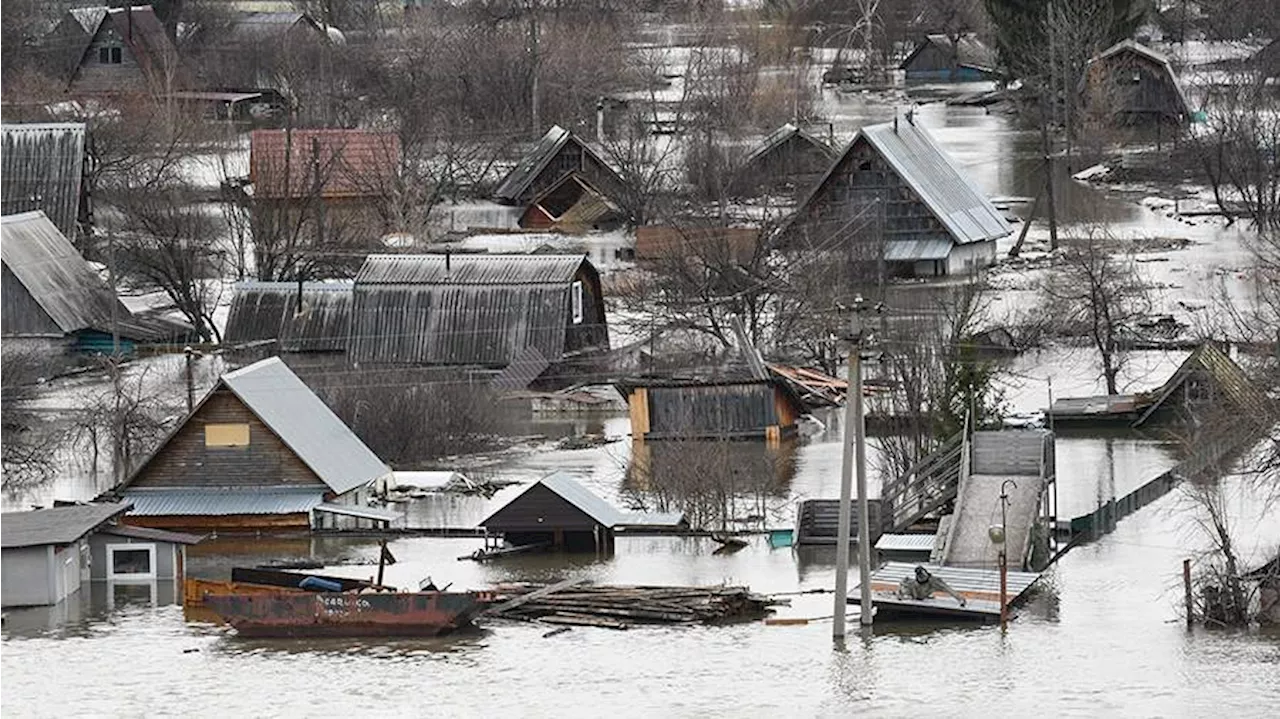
[99,524,204,545]
[493,125,573,202]
[874,533,938,552]
[884,237,953,261]
[0,211,163,340]
[483,472,684,530]
[859,120,1012,245]
[123,488,323,516]
[858,561,1042,598]
[1,502,132,548]
[356,253,586,285]
[219,357,392,495]
[314,503,403,522]
[224,281,352,352]
[249,129,400,200]
[1,123,86,240]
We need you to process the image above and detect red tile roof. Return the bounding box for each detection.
[249,129,400,200]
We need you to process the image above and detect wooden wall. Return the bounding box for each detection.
[483,483,603,532]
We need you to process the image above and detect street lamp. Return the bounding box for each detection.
[997,479,1018,630]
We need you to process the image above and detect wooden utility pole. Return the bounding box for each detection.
[108,231,119,356]
[1183,558,1194,629]
[529,3,541,137]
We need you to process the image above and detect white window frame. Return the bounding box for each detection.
[106,543,157,582]
[571,280,584,325]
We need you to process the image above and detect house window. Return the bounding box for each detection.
[571,281,584,324]
[107,544,156,581]
[99,46,123,64]
[205,423,250,447]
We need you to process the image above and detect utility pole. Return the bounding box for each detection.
[833,296,876,639]
[999,479,1017,631]
[529,2,541,137]
[108,230,119,356]
[184,346,195,414]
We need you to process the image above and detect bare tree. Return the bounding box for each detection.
[0,348,64,496]
[1194,73,1280,230]
[72,358,174,487]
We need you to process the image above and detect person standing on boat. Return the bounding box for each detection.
[897,565,967,606]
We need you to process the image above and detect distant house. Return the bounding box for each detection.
[247,128,400,269]
[202,12,333,97]
[49,5,185,96]
[900,34,998,82]
[349,253,609,372]
[223,281,352,357]
[1,123,89,242]
[1083,40,1191,124]
[1,211,186,356]
[493,125,628,231]
[730,123,837,198]
[778,115,1011,277]
[618,377,805,444]
[114,356,400,532]
[480,472,684,552]
[1132,344,1271,428]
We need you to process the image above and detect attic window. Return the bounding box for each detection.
[99,46,123,64]
[571,281,584,324]
[858,160,873,171]
[205,423,250,448]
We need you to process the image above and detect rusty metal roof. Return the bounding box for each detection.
[249,129,400,200]
[224,281,352,352]
[218,357,392,495]
[356,253,586,285]
[2,502,132,548]
[1,123,85,240]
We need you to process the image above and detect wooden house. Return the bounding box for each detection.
[114,356,400,533]
[1,123,89,242]
[1082,40,1191,124]
[193,11,333,98]
[480,472,684,552]
[348,253,609,372]
[1132,344,1271,428]
[50,5,186,96]
[619,377,805,444]
[730,123,837,199]
[777,115,1011,278]
[493,125,627,231]
[900,34,998,82]
[1,211,186,357]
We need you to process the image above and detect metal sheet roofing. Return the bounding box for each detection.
[901,34,997,73]
[874,533,939,553]
[493,125,573,202]
[739,123,835,168]
[884,237,953,261]
[859,120,1012,245]
[1,123,86,239]
[224,281,352,352]
[2,502,132,548]
[249,129,400,200]
[218,357,392,495]
[122,488,324,516]
[483,472,684,529]
[858,561,1042,599]
[356,253,586,285]
[314,503,403,522]
[99,524,204,545]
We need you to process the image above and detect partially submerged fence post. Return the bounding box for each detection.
[1183,558,1193,629]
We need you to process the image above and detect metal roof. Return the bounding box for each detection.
[493,125,574,202]
[314,503,403,522]
[1,502,132,548]
[1,123,86,239]
[884,237,954,261]
[1134,344,1272,427]
[224,281,352,352]
[874,533,938,553]
[98,524,205,545]
[483,472,684,529]
[122,488,324,516]
[249,129,400,200]
[739,123,835,168]
[901,34,997,73]
[356,253,586,285]
[858,120,1012,245]
[218,357,392,495]
[1,211,166,341]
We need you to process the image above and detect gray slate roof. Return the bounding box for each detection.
[1,502,131,548]
[493,125,574,202]
[740,123,834,168]
[224,281,352,352]
[1,123,86,240]
[0,211,164,340]
[484,472,684,529]
[215,357,391,495]
[122,487,325,516]
[858,119,1010,245]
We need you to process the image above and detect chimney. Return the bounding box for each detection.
[596,98,606,143]
[893,114,898,134]
[445,249,451,279]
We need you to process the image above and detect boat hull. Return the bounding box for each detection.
[204,591,486,638]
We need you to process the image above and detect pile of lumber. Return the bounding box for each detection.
[487,578,779,630]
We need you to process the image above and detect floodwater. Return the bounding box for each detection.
[6,62,1280,717]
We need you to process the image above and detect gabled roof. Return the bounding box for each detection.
[63,6,182,88]
[249,129,400,200]
[1,123,86,240]
[224,281,352,352]
[1134,344,1272,427]
[217,357,391,494]
[1,502,132,549]
[0,211,167,341]
[788,118,1011,246]
[1088,39,1192,117]
[900,34,997,73]
[493,125,617,203]
[481,472,683,529]
[739,123,835,169]
[226,12,324,43]
[356,253,587,285]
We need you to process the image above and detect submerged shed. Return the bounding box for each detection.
[900,34,998,81]
[2,502,131,607]
[777,115,1010,277]
[1082,40,1191,124]
[1133,344,1271,428]
[349,253,609,370]
[1,123,88,241]
[730,123,836,198]
[116,356,398,532]
[480,472,684,552]
[619,377,805,443]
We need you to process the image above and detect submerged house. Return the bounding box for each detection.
[618,377,805,444]
[114,356,399,532]
[349,253,609,374]
[1132,344,1271,428]
[493,125,627,231]
[778,115,1011,277]
[1082,40,1191,124]
[480,472,684,552]
[900,34,998,82]
[50,5,185,96]
[730,123,837,199]
[1,123,89,242]
[1,211,184,356]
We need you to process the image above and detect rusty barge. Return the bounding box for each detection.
[203,590,488,638]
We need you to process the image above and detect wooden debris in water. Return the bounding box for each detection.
[487,582,779,626]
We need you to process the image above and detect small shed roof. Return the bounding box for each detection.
[249,129,400,200]
[1,502,132,548]
[224,281,352,352]
[227,11,324,43]
[492,125,617,204]
[217,357,391,494]
[482,472,684,529]
[122,487,325,516]
[98,524,204,544]
[1,123,86,240]
[900,34,997,73]
[1088,40,1192,117]
[1134,344,1272,427]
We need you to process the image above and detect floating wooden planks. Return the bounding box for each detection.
[487,582,778,629]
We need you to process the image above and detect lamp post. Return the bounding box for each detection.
[999,479,1018,630]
